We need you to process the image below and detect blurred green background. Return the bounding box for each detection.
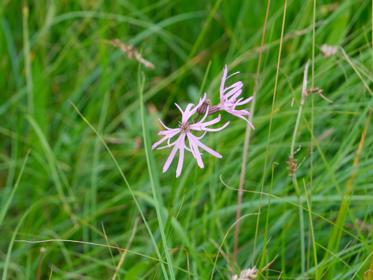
[1,0,373,279]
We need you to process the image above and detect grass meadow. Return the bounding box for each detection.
[1,0,373,279]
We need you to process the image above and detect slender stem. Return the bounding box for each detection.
[293,177,305,273]
[303,179,319,280]
[139,73,175,280]
[234,0,271,262]
[23,3,33,116]
[310,1,319,277]
[289,62,309,275]
[252,0,287,266]
[290,62,309,157]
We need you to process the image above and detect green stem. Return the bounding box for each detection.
[289,62,309,275]
[139,71,175,280]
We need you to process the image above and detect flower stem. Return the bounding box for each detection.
[289,62,309,275]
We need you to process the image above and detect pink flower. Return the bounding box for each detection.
[152,95,229,177]
[218,65,254,128]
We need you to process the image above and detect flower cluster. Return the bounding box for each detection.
[152,65,254,177]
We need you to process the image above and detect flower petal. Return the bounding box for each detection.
[190,115,229,132]
[187,133,204,168]
[224,81,243,99]
[175,103,184,115]
[155,134,181,150]
[159,128,180,136]
[188,133,222,158]
[162,143,178,173]
[196,115,221,127]
[153,135,170,149]
[235,96,253,106]
[176,141,185,177]
[202,121,229,132]
[227,110,254,129]
[220,65,228,100]
[195,139,222,158]
[227,71,240,79]
[159,119,174,131]
[153,129,180,149]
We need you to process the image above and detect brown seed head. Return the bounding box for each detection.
[287,156,297,176]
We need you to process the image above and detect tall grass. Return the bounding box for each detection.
[1,0,373,279]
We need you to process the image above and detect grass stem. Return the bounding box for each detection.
[234,0,271,263]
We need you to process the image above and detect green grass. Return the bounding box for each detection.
[1,0,373,279]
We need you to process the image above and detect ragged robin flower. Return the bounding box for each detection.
[152,95,229,177]
[217,65,254,128]
[153,65,254,177]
